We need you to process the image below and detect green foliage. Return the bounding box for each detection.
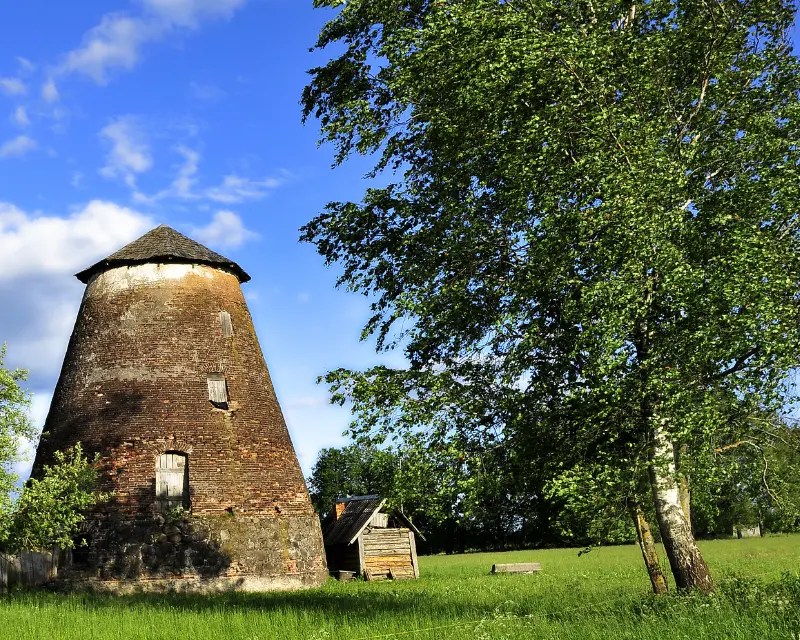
[162,505,189,526]
[307,443,399,514]
[8,443,109,552]
[302,0,800,569]
[0,344,35,547]
[691,421,800,536]
[546,465,637,545]
[310,438,585,551]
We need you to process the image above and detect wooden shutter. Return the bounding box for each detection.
[207,373,228,405]
[370,512,389,528]
[219,311,234,338]
[156,453,188,511]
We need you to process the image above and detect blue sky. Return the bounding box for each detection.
[3,2,800,481]
[0,0,402,478]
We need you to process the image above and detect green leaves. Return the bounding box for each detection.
[0,343,34,547]
[8,443,110,553]
[303,0,800,553]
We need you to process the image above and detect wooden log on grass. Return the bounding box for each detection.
[491,563,541,574]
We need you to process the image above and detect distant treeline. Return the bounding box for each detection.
[308,433,800,554]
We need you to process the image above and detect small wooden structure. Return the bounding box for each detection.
[322,495,425,581]
[492,562,541,574]
[733,524,761,538]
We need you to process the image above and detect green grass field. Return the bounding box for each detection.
[1,535,798,639]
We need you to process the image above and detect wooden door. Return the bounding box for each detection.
[156,453,188,511]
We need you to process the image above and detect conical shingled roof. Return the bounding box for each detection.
[75,225,251,283]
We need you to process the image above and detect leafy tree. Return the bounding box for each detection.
[8,443,108,552]
[0,344,35,547]
[303,0,800,592]
[309,436,564,552]
[691,419,800,536]
[1,346,109,553]
[307,443,398,514]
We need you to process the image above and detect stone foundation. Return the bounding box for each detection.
[58,513,327,593]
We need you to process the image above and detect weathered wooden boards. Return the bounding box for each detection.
[491,562,541,574]
[0,555,8,594]
[408,530,419,579]
[156,452,188,512]
[0,549,60,592]
[362,528,417,581]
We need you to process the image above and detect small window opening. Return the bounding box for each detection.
[220,311,234,338]
[207,373,229,410]
[156,452,190,512]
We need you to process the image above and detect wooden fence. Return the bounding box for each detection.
[0,548,60,593]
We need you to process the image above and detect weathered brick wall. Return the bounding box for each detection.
[58,512,327,592]
[33,263,326,590]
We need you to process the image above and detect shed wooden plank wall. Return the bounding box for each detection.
[362,528,416,580]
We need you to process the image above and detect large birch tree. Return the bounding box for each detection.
[301,0,800,592]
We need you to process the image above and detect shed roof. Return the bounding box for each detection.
[322,495,426,546]
[323,496,386,546]
[75,225,251,283]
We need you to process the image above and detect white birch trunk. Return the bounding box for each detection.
[648,418,714,592]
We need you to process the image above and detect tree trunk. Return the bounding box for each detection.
[628,498,668,594]
[648,420,714,593]
[674,443,692,528]
[678,476,691,526]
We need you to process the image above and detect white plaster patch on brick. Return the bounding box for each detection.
[89,263,221,294]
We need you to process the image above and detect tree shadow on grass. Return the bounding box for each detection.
[24,583,494,621]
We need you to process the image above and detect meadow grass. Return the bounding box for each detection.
[1,534,798,639]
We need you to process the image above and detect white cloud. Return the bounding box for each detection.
[139,0,247,27]
[12,433,37,485]
[42,78,60,103]
[189,81,225,101]
[191,210,257,249]
[13,106,29,127]
[132,147,286,205]
[171,145,200,197]
[0,200,152,281]
[59,14,155,85]
[16,57,36,74]
[205,174,285,204]
[71,171,84,189]
[0,77,26,96]
[10,392,52,484]
[100,117,152,186]
[0,202,152,483]
[0,200,152,389]
[0,135,37,158]
[55,1,248,85]
[132,145,198,204]
[0,202,27,227]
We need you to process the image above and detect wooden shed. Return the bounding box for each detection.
[322,495,425,581]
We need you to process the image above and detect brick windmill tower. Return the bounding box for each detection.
[33,225,326,591]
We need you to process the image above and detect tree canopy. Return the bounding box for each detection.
[8,443,107,552]
[303,0,800,592]
[0,346,107,553]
